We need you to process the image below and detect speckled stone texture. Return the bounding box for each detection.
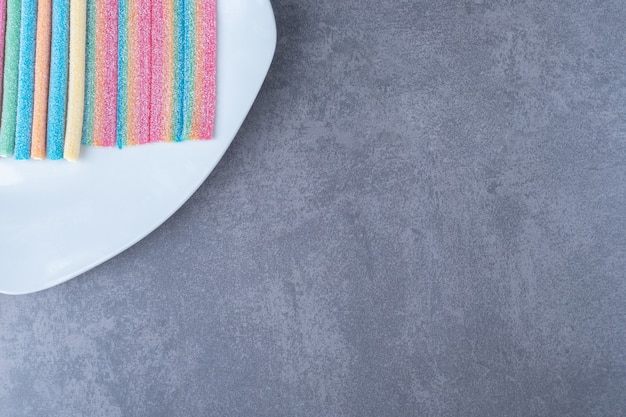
[1,0,625,415]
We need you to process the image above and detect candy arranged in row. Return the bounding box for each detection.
[0,0,216,161]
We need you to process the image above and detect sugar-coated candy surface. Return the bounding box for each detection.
[150,0,170,143]
[31,0,52,160]
[0,0,21,157]
[93,0,118,146]
[127,0,151,145]
[47,0,69,160]
[116,0,128,148]
[190,0,216,140]
[63,0,87,161]
[0,0,7,129]
[171,0,185,143]
[0,0,216,160]
[81,0,96,146]
[14,0,37,160]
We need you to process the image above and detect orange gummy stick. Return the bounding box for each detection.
[31,0,52,159]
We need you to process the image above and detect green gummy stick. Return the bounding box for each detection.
[82,0,96,145]
[0,0,21,157]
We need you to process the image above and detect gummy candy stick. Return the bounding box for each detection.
[116,0,128,147]
[91,0,117,146]
[182,0,195,139]
[190,0,216,140]
[0,0,7,119]
[63,0,86,161]
[14,0,38,160]
[47,0,69,159]
[159,0,175,142]
[81,0,95,145]
[127,0,150,145]
[30,0,52,159]
[0,0,21,157]
[170,0,184,142]
[150,0,164,142]
[149,0,173,143]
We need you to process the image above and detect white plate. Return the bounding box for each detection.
[0,0,276,294]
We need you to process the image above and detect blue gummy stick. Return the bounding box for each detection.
[172,0,184,142]
[14,0,37,159]
[116,0,128,148]
[46,0,69,160]
[183,0,195,139]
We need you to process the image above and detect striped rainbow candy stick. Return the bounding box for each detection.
[149,0,166,143]
[31,0,52,159]
[190,0,216,140]
[154,0,176,143]
[92,0,118,146]
[83,0,117,146]
[125,0,150,146]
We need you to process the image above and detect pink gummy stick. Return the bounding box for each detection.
[127,0,150,144]
[150,0,170,143]
[92,0,118,146]
[190,0,216,139]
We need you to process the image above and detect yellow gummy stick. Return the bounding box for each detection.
[63,0,86,161]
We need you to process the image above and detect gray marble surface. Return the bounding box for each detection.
[1,0,625,415]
